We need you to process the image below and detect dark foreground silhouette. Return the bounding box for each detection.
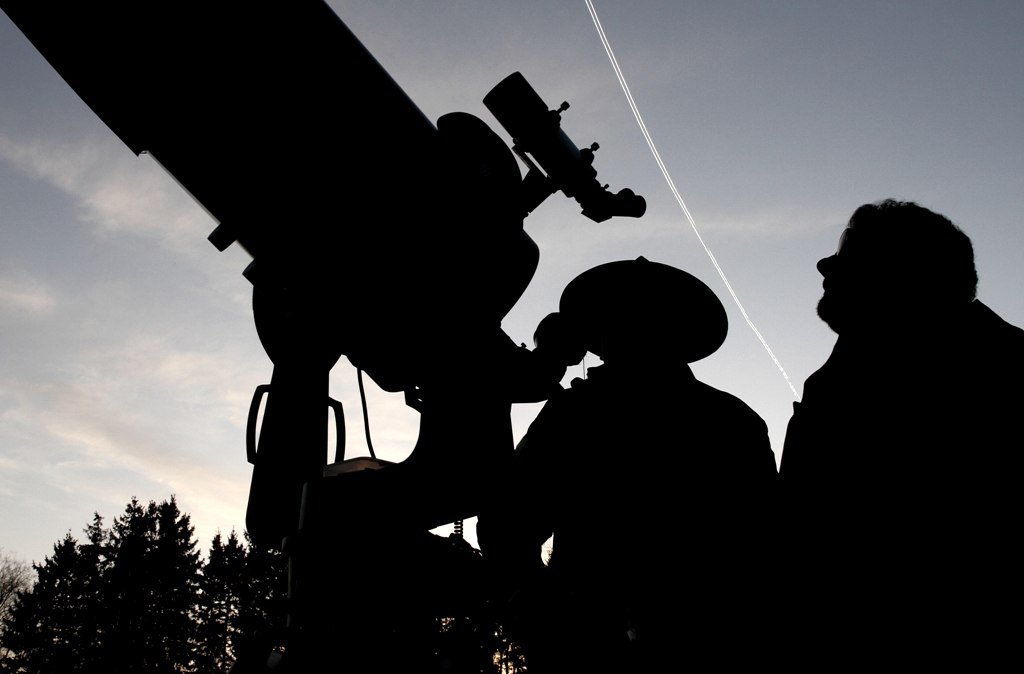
[779,200,1024,667]
[0,3,652,670]
[479,257,779,672]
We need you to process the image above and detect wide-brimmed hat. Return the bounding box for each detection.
[558,256,728,362]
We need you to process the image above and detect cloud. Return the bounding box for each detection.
[73,330,267,448]
[0,276,56,315]
[0,133,214,253]
[0,368,250,548]
[0,316,259,506]
[644,202,849,240]
[2,370,238,486]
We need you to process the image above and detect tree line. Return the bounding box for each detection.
[0,496,287,673]
[0,496,525,673]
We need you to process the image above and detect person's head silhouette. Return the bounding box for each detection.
[816,199,978,335]
[558,256,728,366]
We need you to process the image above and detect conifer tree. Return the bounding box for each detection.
[0,496,535,672]
[227,533,288,669]
[153,498,203,670]
[99,496,202,673]
[0,533,104,673]
[195,531,247,673]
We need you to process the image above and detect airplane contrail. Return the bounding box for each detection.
[584,0,800,400]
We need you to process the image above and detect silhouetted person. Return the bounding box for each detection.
[479,257,778,673]
[779,199,1024,667]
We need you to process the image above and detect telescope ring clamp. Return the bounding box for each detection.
[246,383,346,466]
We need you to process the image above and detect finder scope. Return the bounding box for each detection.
[484,71,646,223]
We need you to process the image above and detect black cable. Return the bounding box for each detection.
[356,368,377,459]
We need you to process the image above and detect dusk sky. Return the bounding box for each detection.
[3,1,1023,566]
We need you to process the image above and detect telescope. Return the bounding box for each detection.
[1,0,647,669]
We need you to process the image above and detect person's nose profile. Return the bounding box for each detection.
[817,255,836,277]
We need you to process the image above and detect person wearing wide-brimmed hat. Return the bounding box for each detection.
[478,256,778,672]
